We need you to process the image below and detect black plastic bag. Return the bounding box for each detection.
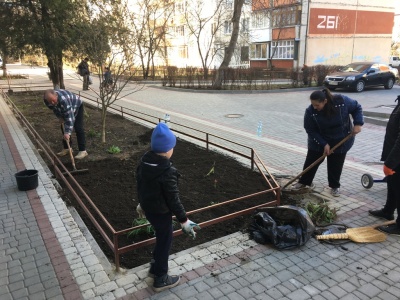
[249,205,315,249]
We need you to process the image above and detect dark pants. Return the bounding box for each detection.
[60,104,86,151]
[384,168,400,227]
[83,75,89,90]
[144,211,173,277]
[298,150,346,188]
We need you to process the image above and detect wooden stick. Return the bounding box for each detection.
[282,133,353,190]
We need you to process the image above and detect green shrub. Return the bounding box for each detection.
[107,145,121,154]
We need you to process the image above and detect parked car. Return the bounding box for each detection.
[323,62,396,92]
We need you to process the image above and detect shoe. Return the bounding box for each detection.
[153,274,180,292]
[57,149,71,157]
[291,182,315,191]
[331,188,340,197]
[368,209,394,221]
[148,259,155,278]
[74,151,88,160]
[378,223,400,236]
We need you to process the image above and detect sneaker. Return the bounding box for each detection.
[148,259,155,278]
[291,182,315,191]
[378,223,400,236]
[74,151,88,160]
[368,209,394,221]
[331,188,340,197]
[153,274,180,292]
[57,149,71,157]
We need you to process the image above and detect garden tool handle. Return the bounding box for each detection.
[282,133,353,190]
[62,123,77,171]
[316,233,349,240]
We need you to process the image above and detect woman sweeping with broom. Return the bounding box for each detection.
[291,88,364,197]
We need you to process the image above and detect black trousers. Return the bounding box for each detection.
[60,104,86,151]
[83,74,89,90]
[144,211,173,277]
[298,149,347,188]
[384,169,400,226]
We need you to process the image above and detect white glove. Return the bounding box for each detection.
[136,204,146,219]
[181,219,200,239]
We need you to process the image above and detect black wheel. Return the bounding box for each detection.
[361,173,374,189]
[384,78,394,89]
[355,80,365,92]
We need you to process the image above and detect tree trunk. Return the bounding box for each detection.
[2,54,8,78]
[213,0,245,89]
[101,106,107,143]
[47,56,65,89]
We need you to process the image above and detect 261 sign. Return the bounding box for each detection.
[317,15,339,29]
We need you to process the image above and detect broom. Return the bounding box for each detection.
[315,220,395,243]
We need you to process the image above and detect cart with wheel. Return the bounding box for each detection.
[361,173,387,189]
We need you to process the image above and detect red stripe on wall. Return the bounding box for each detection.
[309,8,394,35]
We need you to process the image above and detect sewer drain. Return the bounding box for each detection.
[225,114,244,118]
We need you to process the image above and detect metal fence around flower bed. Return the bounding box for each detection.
[3,89,281,271]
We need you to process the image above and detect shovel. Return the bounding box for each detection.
[282,133,353,191]
[61,125,89,176]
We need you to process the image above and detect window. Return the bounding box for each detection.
[241,46,249,61]
[224,21,232,34]
[250,43,268,59]
[252,11,268,29]
[175,25,185,36]
[178,46,187,59]
[241,18,250,33]
[225,0,233,9]
[271,40,294,59]
[175,2,185,13]
[272,7,297,27]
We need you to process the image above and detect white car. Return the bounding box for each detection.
[389,66,399,80]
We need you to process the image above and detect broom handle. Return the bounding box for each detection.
[370,220,395,228]
[316,233,349,240]
[282,133,353,190]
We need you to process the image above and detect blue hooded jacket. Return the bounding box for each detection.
[304,94,364,153]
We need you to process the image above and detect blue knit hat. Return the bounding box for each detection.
[151,123,176,153]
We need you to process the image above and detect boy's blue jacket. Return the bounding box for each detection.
[304,94,364,153]
[136,151,188,223]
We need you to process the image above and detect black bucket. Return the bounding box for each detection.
[15,169,38,191]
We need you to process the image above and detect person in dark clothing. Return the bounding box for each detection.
[78,57,90,90]
[136,123,200,292]
[43,89,88,160]
[369,95,400,235]
[102,67,113,90]
[292,88,364,196]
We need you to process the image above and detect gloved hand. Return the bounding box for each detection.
[136,204,146,219]
[181,219,200,239]
[383,165,395,176]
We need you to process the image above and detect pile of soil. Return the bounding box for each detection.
[10,91,288,269]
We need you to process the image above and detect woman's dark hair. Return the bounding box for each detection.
[310,88,336,117]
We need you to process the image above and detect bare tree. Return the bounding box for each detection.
[183,0,227,79]
[72,0,145,143]
[125,0,173,79]
[213,0,245,89]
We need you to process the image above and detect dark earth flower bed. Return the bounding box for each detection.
[10,91,290,269]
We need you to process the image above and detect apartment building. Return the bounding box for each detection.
[163,0,395,69]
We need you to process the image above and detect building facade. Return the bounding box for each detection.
[162,0,396,69]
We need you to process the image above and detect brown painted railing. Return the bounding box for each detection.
[2,89,281,271]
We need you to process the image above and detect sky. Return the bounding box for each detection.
[394,4,400,42]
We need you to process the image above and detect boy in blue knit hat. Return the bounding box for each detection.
[136,123,200,292]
